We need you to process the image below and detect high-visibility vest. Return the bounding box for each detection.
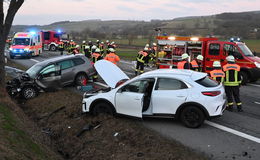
[136,51,148,63]
[191,60,202,72]
[223,63,241,86]
[70,42,76,48]
[58,42,64,48]
[81,44,86,51]
[210,69,225,83]
[177,61,188,69]
[92,52,101,63]
[104,53,120,64]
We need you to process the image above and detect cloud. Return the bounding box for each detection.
[13,0,260,25]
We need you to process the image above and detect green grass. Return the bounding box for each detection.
[116,48,139,61]
[0,104,49,159]
[244,39,260,53]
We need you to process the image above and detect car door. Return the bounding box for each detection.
[115,79,149,118]
[151,78,188,114]
[57,59,74,86]
[36,64,61,89]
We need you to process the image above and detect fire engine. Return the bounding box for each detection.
[41,30,68,51]
[9,31,42,59]
[156,36,260,84]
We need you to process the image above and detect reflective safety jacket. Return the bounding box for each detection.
[104,52,120,65]
[191,60,202,72]
[70,42,76,48]
[58,42,64,48]
[92,52,102,63]
[223,63,241,86]
[81,44,87,52]
[177,61,192,69]
[136,51,148,63]
[210,69,225,83]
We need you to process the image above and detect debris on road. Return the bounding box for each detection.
[76,121,101,137]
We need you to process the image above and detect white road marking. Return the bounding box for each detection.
[248,84,260,88]
[205,121,260,144]
[30,59,40,63]
[254,102,260,105]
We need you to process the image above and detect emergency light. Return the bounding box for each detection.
[30,31,36,35]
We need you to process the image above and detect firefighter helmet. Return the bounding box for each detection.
[197,55,204,61]
[95,48,100,53]
[109,48,115,52]
[153,43,157,46]
[181,53,189,60]
[82,40,86,43]
[213,61,221,67]
[92,45,97,49]
[144,47,149,51]
[226,55,235,62]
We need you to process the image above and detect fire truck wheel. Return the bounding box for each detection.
[50,45,56,51]
[240,71,248,85]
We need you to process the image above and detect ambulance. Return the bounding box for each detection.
[156,36,260,84]
[9,31,42,59]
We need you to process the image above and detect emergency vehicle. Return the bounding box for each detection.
[156,36,260,84]
[9,32,42,59]
[41,30,66,51]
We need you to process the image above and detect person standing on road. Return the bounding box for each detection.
[191,55,203,72]
[81,41,87,54]
[92,48,103,81]
[210,61,225,83]
[135,47,149,75]
[84,45,91,58]
[58,40,65,55]
[104,48,120,65]
[223,55,243,112]
[68,40,76,54]
[177,53,192,69]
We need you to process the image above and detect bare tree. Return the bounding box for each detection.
[0,0,24,89]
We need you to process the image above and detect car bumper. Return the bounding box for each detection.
[209,102,226,119]
[10,51,32,57]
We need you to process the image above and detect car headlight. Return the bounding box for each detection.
[254,62,260,68]
[83,93,94,98]
[9,48,13,51]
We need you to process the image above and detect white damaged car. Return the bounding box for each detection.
[82,60,226,128]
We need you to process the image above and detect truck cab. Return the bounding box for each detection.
[41,30,65,51]
[205,41,260,83]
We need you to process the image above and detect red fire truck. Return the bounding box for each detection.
[41,30,67,51]
[156,36,260,84]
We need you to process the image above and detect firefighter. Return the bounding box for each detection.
[177,53,192,69]
[191,55,203,72]
[96,39,100,46]
[68,40,76,54]
[104,48,120,65]
[223,55,243,112]
[99,41,105,57]
[144,44,151,67]
[58,40,65,55]
[91,45,97,54]
[92,48,103,81]
[81,40,87,54]
[150,43,157,67]
[72,45,80,55]
[88,41,93,49]
[210,61,225,83]
[84,45,91,58]
[135,47,149,75]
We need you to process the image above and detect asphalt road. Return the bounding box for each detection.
[6,51,260,160]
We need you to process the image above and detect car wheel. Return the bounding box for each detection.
[75,73,88,86]
[240,71,248,85]
[21,86,38,99]
[49,45,56,51]
[92,102,114,116]
[10,55,14,59]
[180,106,205,128]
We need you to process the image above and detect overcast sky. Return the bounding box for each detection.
[12,0,260,25]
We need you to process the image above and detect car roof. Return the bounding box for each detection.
[35,54,85,66]
[139,69,207,81]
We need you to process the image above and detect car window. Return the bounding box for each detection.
[72,58,85,66]
[209,43,220,55]
[196,76,219,87]
[155,78,188,90]
[39,64,57,78]
[121,79,154,93]
[57,60,73,70]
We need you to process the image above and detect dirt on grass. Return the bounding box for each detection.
[12,89,208,160]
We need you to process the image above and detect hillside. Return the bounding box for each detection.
[10,10,260,39]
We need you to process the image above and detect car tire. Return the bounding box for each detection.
[49,45,56,51]
[92,102,114,116]
[10,55,14,59]
[240,71,248,85]
[75,73,88,86]
[21,86,38,99]
[180,106,205,128]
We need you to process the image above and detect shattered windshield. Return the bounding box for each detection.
[238,43,254,57]
[26,64,43,78]
[13,38,30,45]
